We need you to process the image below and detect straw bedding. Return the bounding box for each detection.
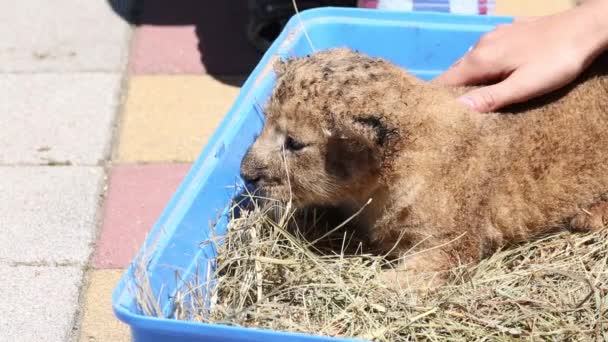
[133,195,608,341]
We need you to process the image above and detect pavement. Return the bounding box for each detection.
[0,1,577,341]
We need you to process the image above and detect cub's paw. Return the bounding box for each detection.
[379,268,446,294]
[379,253,449,293]
[570,201,608,232]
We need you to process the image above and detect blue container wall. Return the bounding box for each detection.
[283,11,511,79]
[113,7,512,342]
[114,77,276,316]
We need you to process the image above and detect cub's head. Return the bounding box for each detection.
[240,48,402,207]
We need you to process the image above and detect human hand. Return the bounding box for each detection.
[434,0,608,112]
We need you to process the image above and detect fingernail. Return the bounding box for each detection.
[458,96,476,109]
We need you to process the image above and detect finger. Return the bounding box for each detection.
[433,52,496,86]
[511,15,540,23]
[457,68,544,112]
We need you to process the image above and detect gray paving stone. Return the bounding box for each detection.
[0,0,130,72]
[0,73,120,165]
[0,167,104,264]
[0,265,82,342]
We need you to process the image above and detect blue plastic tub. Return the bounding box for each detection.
[112,7,512,342]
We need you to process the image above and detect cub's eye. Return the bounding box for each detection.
[285,136,306,151]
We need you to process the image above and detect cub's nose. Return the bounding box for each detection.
[240,168,262,185]
[240,153,264,185]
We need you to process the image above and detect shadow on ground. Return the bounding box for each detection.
[107,0,263,86]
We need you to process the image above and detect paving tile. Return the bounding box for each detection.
[134,0,261,75]
[94,164,191,268]
[80,269,131,342]
[0,74,121,165]
[495,0,576,15]
[0,265,82,342]
[115,76,240,163]
[0,0,130,72]
[0,167,103,264]
[130,25,205,75]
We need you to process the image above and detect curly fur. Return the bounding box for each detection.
[240,47,608,288]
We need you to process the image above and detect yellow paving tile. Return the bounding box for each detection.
[116,76,241,163]
[495,0,577,16]
[80,269,131,342]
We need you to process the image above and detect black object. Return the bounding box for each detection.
[247,0,357,52]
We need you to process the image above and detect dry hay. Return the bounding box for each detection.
[136,194,608,341]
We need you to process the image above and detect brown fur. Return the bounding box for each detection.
[240,47,608,289]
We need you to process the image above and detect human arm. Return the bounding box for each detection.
[434,0,608,112]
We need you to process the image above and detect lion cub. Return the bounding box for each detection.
[240,47,608,289]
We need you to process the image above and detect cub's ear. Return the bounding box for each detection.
[326,127,381,180]
[273,58,289,77]
[350,114,399,147]
[324,114,397,178]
